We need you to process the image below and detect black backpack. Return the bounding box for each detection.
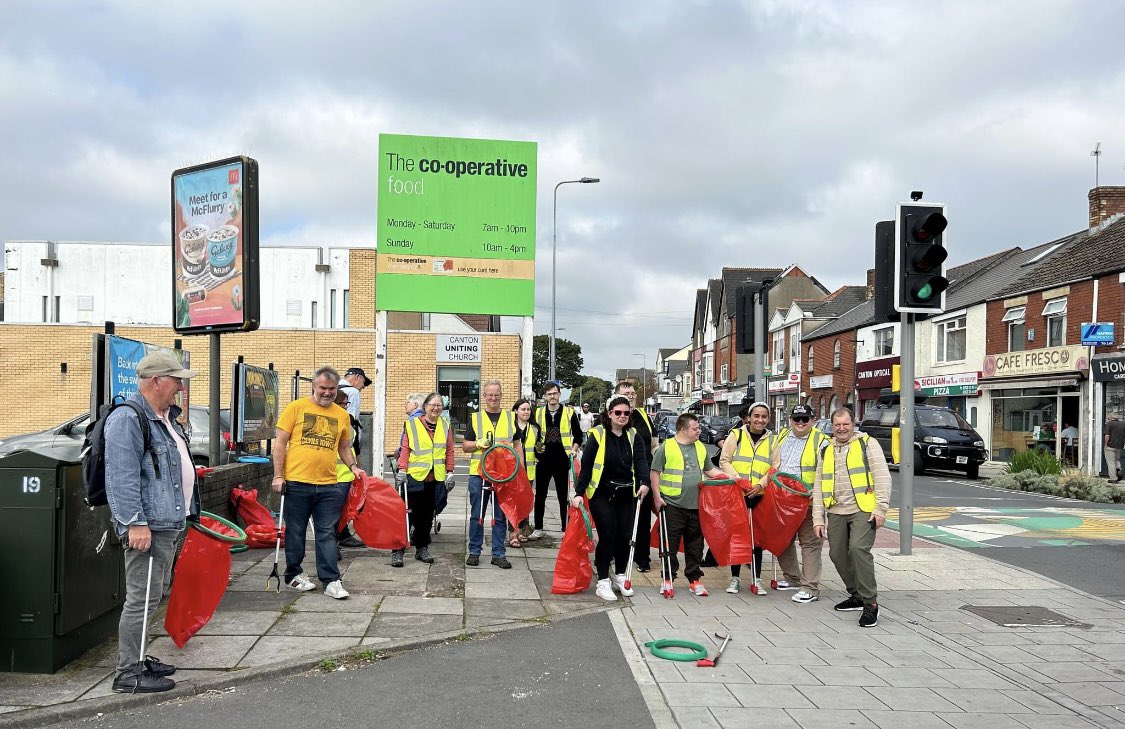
[82,399,157,507]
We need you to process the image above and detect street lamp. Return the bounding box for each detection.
[633,352,646,409]
[550,177,600,382]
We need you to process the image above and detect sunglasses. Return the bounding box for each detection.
[610,409,632,417]
[791,417,811,423]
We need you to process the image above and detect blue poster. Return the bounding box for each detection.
[106,335,190,407]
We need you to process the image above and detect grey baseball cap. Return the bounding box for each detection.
[136,350,197,379]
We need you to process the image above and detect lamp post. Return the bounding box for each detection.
[550,177,600,382]
[633,352,646,410]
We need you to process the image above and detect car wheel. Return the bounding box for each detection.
[913,448,926,476]
[966,463,979,480]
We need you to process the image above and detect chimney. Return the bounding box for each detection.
[865,268,876,300]
[1088,186,1125,229]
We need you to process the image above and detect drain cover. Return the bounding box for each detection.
[961,605,1091,628]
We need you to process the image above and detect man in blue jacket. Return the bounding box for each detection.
[105,351,199,693]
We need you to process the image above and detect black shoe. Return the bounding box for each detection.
[391,550,404,568]
[416,547,434,564]
[466,554,480,566]
[112,667,175,694]
[859,602,879,628]
[143,656,175,677]
[491,557,512,569]
[635,563,651,573]
[834,596,865,612]
[339,535,366,548]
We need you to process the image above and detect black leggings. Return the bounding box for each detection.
[535,461,570,531]
[588,487,635,579]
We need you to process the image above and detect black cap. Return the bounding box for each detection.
[790,404,813,418]
[345,367,372,386]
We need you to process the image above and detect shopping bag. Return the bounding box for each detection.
[165,513,245,648]
[551,504,596,594]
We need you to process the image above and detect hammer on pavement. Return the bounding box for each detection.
[697,632,731,667]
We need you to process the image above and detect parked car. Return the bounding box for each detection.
[653,415,676,443]
[0,406,235,466]
[695,416,720,444]
[858,403,987,479]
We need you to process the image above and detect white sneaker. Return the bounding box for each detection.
[750,579,768,596]
[775,579,798,591]
[595,578,618,602]
[726,576,741,594]
[287,573,316,592]
[324,580,349,599]
[792,590,819,604]
[527,529,545,541]
[613,574,635,597]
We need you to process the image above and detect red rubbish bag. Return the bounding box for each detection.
[243,523,280,548]
[751,471,813,555]
[649,517,684,553]
[165,513,246,648]
[230,486,283,547]
[351,476,409,550]
[551,504,596,594]
[698,480,753,566]
[336,474,364,532]
[496,455,534,527]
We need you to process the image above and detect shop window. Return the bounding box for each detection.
[720,363,728,383]
[807,346,814,372]
[1002,305,1025,352]
[874,327,894,357]
[936,316,966,363]
[1042,298,1067,347]
[833,340,841,369]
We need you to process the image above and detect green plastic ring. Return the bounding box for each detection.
[644,638,708,662]
[771,471,813,498]
[191,511,248,543]
[570,454,580,485]
[230,544,249,553]
[702,478,736,486]
[481,443,519,483]
[576,502,594,541]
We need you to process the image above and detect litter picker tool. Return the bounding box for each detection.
[748,496,762,595]
[623,494,643,591]
[697,632,732,668]
[658,507,674,599]
[399,476,413,542]
[118,552,157,692]
[770,551,779,590]
[266,488,285,592]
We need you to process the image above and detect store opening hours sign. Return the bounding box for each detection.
[376,134,537,316]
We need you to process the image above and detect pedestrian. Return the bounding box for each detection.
[337,367,370,549]
[511,397,541,547]
[651,412,726,597]
[272,366,365,599]
[530,381,583,538]
[1060,422,1079,465]
[104,351,198,693]
[718,402,773,595]
[813,407,891,628]
[404,393,425,420]
[462,379,516,568]
[616,381,658,573]
[578,402,596,434]
[772,404,828,604]
[1105,412,1125,483]
[394,392,455,567]
[573,395,650,601]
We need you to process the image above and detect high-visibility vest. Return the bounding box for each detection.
[469,410,516,476]
[406,417,448,481]
[634,408,654,437]
[585,425,637,498]
[820,434,876,512]
[520,423,539,480]
[775,427,827,484]
[535,406,574,449]
[730,428,774,483]
[657,439,707,498]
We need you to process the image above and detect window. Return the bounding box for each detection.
[936,316,967,362]
[1042,297,1067,347]
[874,327,894,357]
[342,290,350,328]
[1002,305,1026,352]
[329,289,337,328]
[833,339,841,369]
[41,295,48,323]
[807,346,814,373]
[54,296,60,322]
[772,330,785,368]
[720,363,728,383]
[311,301,318,329]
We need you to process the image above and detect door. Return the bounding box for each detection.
[437,366,480,438]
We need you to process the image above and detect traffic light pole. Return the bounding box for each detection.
[753,289,766,403]
[898,312,915,555]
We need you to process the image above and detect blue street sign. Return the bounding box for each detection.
[1081,322,1115,346]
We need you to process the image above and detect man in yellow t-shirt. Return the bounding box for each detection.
[272,366,365,599]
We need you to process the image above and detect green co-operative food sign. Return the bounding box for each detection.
[376,134,537,315]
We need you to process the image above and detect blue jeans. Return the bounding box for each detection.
[284,481,348,584]
[468,475,506,558]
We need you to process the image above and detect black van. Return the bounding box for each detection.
[859,403,987,479]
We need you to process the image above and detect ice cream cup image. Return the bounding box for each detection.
[179,224,209,275]
[207,225,239,277]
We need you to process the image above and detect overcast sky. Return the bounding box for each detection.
[2,1,1123,380]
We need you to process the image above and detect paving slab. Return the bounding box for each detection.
[143,635,257,669]
[366,613,463,639]
[237,636,359,667]
[862,710,957,729]
[378,596,463,615]
[785,708,878,728]
[711,707,800,728]
[728,683,815,708]
[290,592,383,612]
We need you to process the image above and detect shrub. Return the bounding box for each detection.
[1006,449,1062,475]
[1059,472,1112,502]
[989,471,1061,496]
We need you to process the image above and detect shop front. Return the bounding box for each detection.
[855,356,898,421]
[980,345,1089,466]
[915,371,982,429]
[1093,352,1125,476]
[768,373,800,428]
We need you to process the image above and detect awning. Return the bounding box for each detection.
[979,375,1083,390]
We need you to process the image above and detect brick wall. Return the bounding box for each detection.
[1088,186,1125,228]
[987,281,1100,354]
[1097,275,1125,352]
[348,249,376,328]
[805,334,856,416]
[197,462,272,520]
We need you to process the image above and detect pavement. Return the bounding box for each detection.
[4,462,1125,728]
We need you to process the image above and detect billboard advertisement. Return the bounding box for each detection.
[232,363,280,442]
[376,134,537,315]
[171,156,260,334]
[101,334,191,414]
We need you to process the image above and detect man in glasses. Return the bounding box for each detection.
[616,380,658,572]
[462,379,517,568]
[772,404,828,604]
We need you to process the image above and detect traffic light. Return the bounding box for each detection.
[873,220,896,322]
[895,202,948,313]
[735,283,769,354]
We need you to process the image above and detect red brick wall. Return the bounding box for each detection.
[804,335,856,415]
[1095,275,1125,355]
[986,281,1098,354]
[717,332,738,381]
[1089,186,1125,228]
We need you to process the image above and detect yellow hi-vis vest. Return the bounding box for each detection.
[658,439,708,498]
[775,427,827,484]
[635,408,654,437]
[535,405,574,449]
[730,428,774,482]
[469,410,516,476]
[521,423,539,480]
[585,425,637,498]
[820,434,876,512]
[405,417,448,481]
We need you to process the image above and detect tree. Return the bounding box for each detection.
[571,375,612,410]
[531,334,584,393]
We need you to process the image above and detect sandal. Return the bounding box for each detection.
[508,537,523,549]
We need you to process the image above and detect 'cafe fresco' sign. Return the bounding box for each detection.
[982,345,1089,379]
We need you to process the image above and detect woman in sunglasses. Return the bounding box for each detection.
[571,395,649,602]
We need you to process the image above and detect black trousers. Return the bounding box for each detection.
[589,486,635,579]
[661,504,705,583]
[405,478,438,549]
[535,459,570,531]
